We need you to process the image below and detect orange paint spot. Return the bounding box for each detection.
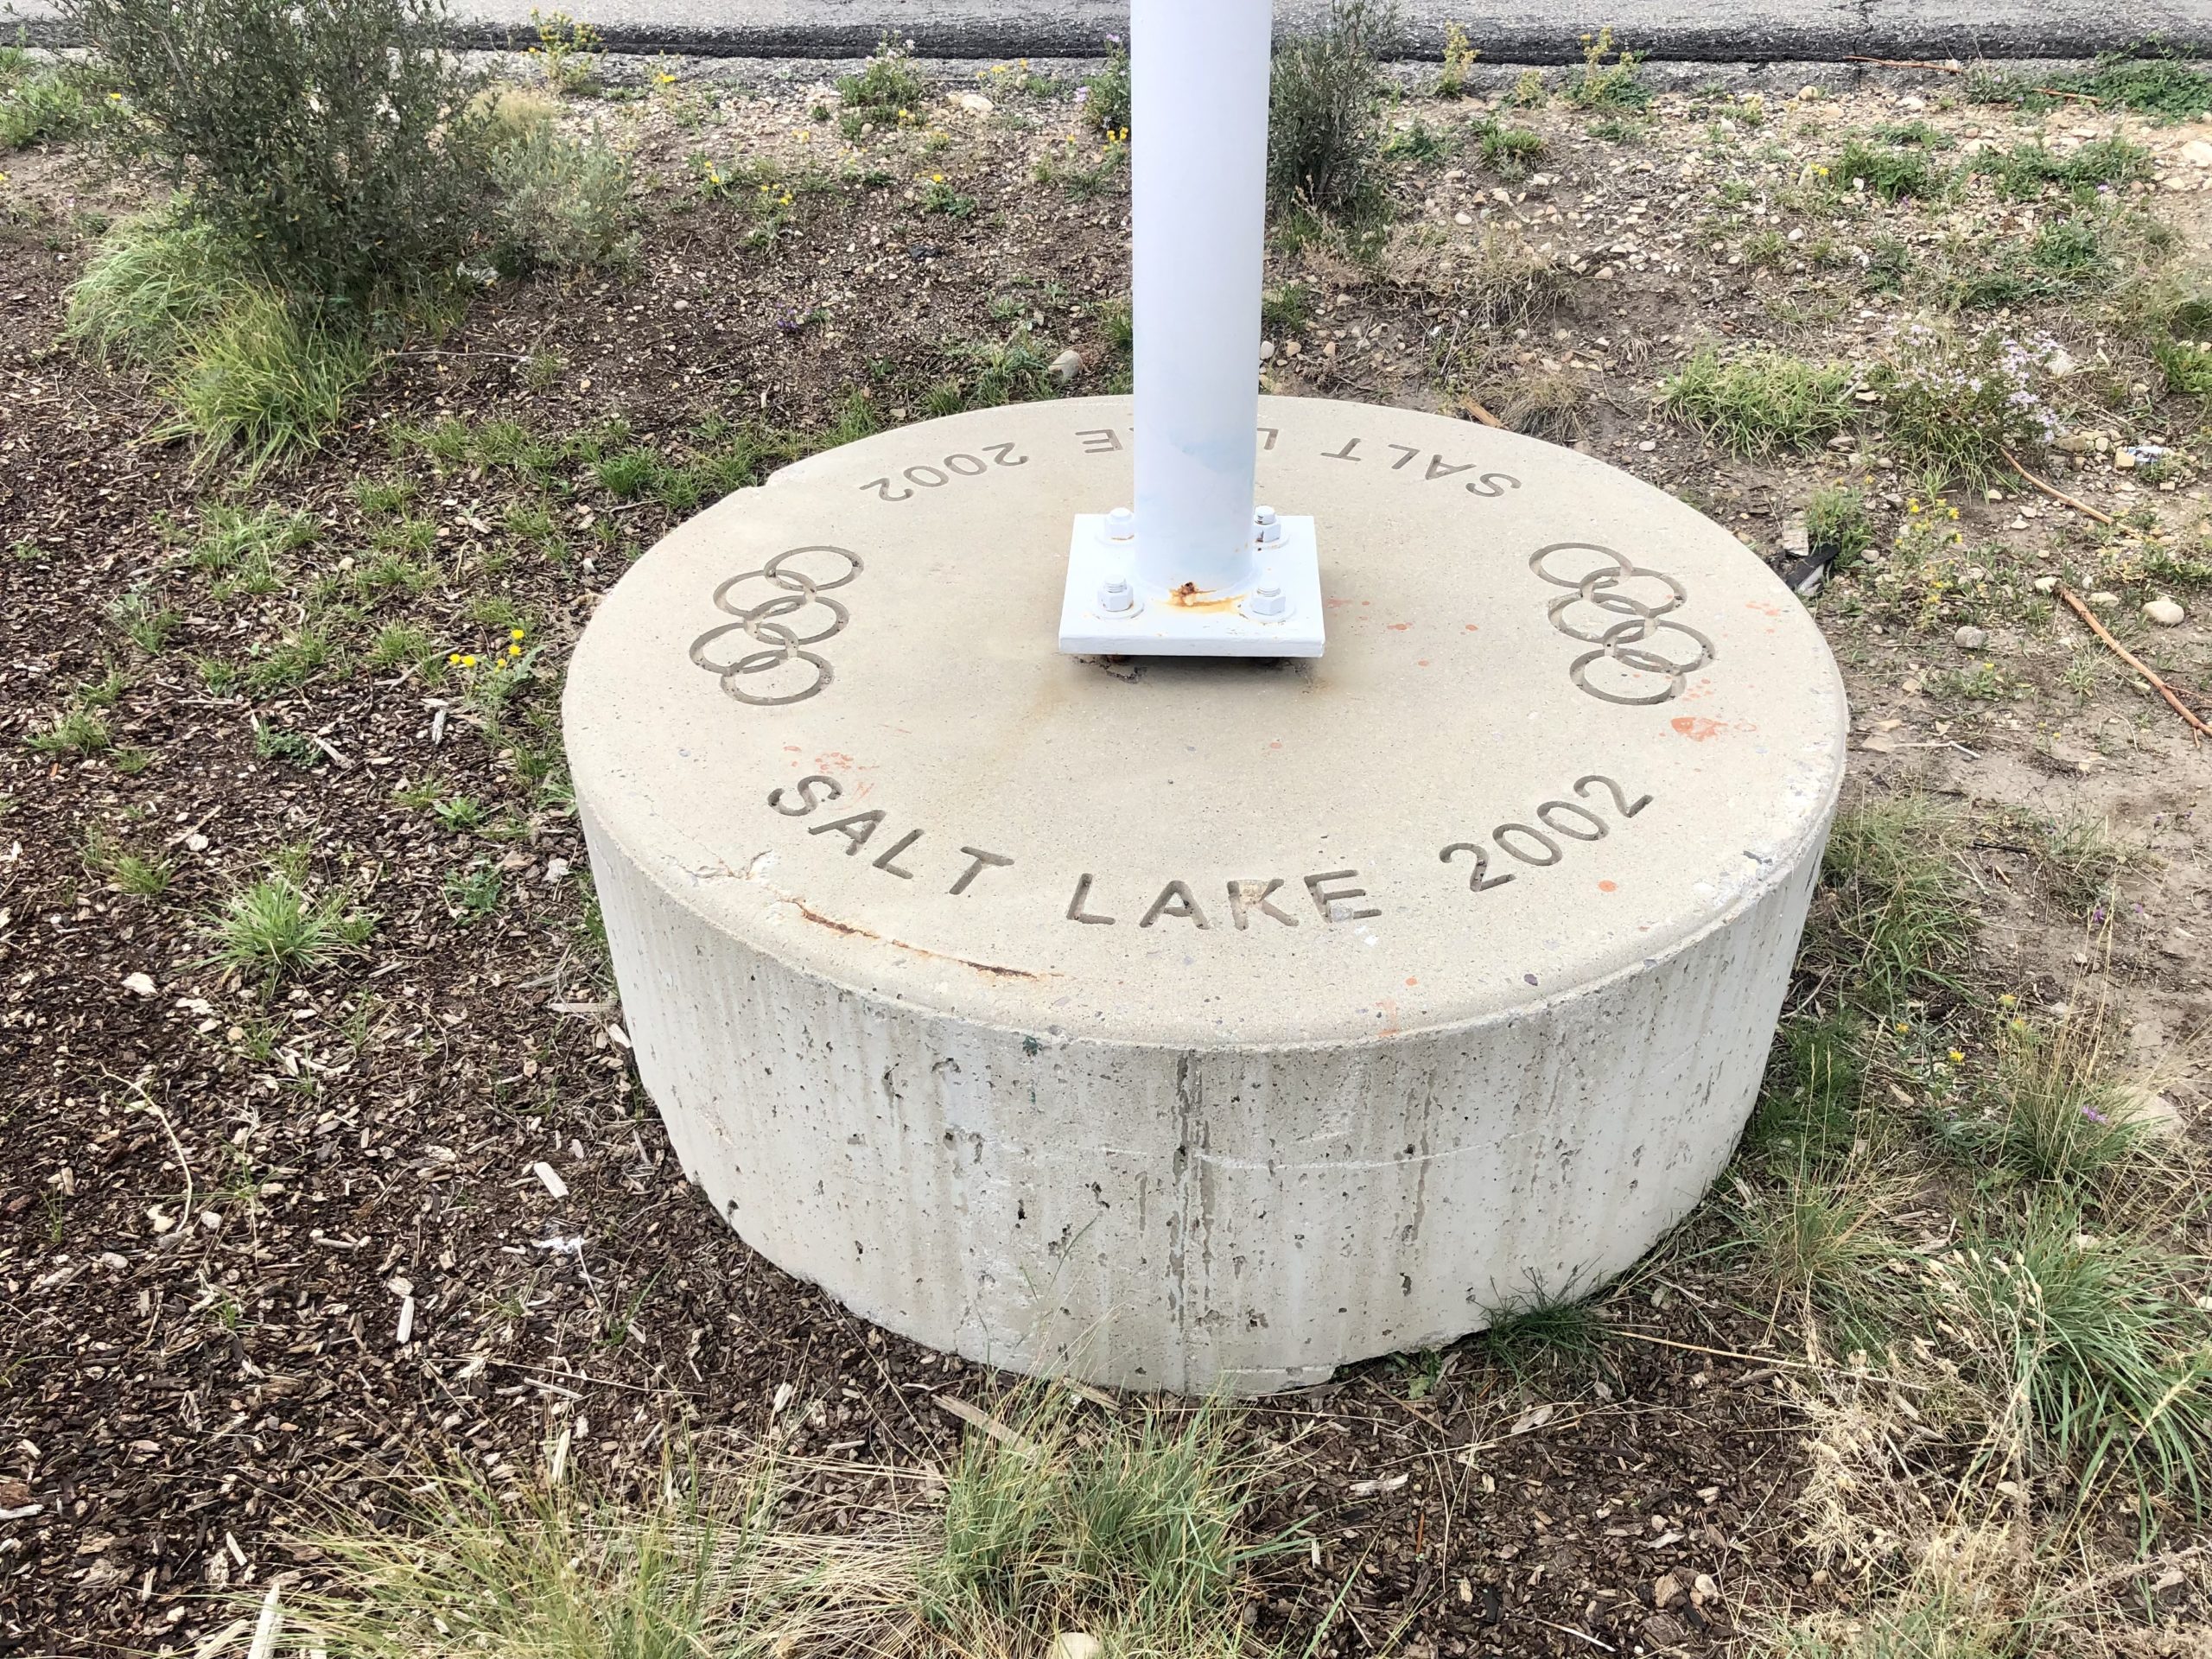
[1671,715,1726,741]
[1415,658,1430,667]
[1464,623,1480,632]
[815,751,860,772]
[1387,622,1411,632]
[1404,976,1420,987]
[1268,740,1283,750]
[1598,880,1618,893]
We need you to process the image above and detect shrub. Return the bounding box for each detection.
[1081,35,1130,135]
[61,0,497,311]
[1268,0,1400,221]
[1873,322,2060,481]
[490,123,635,274]
[1660,346,1854,456]
[0,53,92,150]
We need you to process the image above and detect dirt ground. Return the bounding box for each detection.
[3,51,2210,1658]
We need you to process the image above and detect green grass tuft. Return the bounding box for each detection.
[1815,798,1977,1014]
[160,290,372,471]
[1661,346,1854,456]
[1947,1199,2212,1513]
[205,865,374,990]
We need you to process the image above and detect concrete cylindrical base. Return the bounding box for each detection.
[566,396,1847,1394]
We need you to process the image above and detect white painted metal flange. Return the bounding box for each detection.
[564,395,1848,1395]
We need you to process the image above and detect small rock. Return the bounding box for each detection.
[2044,346,2075,377]
[2088,590,2120,608]
[1047,348,1085,386]
[1453,210,1473,226]
[2144,597,2185,626]
[121,972,156,997]
[955,92,993,115]
[184,832,209,853]
[2113,448,2137,470]
[2183,138,2212,167]
[1050,1637,1104,1659]
[1258,340,1274,362]
[2032,575,2059,594]
[2118,1084,2183,1139]
[1955,625,1988,650]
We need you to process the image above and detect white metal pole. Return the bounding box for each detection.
[1131,0,1269,598]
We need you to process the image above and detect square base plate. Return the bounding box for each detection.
[1057,515,1325,658]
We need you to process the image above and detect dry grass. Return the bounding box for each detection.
[269,1391,1313,1659]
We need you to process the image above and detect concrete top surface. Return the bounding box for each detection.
[8,0,2207,59]
[565,396,1847,1048]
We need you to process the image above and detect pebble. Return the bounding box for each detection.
[2032,575,2059,594]
[2183,138,2212,167]
[1049,1638,1104,1659]
[2088,591,2120,608]
[955,92,993,115]
[1955,626,1988,650]
[121,972,156,997]
[1048,348,1085,385]
[2145,597,2186,626]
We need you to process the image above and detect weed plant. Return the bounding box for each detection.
[837,37,930,123]
[1834,137,1950,202]
[1971,45,2212,121]
[1562,28,1649,110]
[1081,35,1130,135]
[1806,485,1875,569]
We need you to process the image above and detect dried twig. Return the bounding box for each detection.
[1843,54,1962,73]
[1460,397,1505,429]
[935,1394,1040,1457]
[2057,587,2210,741]
[1612,1328,1939,1389]
[2003,448,2113,524]
[127,1083,194,1232]
[1839,54,2097,101]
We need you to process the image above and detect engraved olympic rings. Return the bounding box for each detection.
[688,545,863,707]
[1529,541,1714,707]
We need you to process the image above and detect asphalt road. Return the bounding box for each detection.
[9,0,2210,60]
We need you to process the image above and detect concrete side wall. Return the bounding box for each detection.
[585,798,1827,1394]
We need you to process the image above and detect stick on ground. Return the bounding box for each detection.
[2004,448,2113,524]
[2058,587,2210,741]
